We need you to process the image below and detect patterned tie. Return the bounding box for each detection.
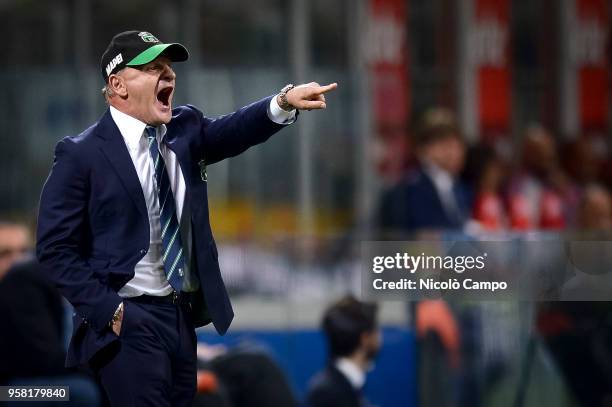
[145,126,185,291]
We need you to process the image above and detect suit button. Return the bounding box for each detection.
[178,268,184,277]
[140,249,147,255]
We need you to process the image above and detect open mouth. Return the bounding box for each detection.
[156,86,173,109]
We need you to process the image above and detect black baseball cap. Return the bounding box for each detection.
[100,30,189,82]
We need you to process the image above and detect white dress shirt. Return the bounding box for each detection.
[335,358,366,389]
[422,160,463,224]
[111,97,295,297]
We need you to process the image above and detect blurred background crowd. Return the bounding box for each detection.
[1,0,612,406]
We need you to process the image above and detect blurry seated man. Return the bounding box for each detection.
[307,295,380,407]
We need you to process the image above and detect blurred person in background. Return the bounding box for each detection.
[535,184,612,407]
[561,138,602,187]
[192,343,298,407]
[559,137,604,226]
[0,220,62,383]
[377,107,470,234]
[0,221,31,280]
[36,30,336,406]
[507,124,576,230]
[375,107,464,398]
[462,144,509,231]
[307,295,380,407]
[579,184,612,230]
[0,221,100,405]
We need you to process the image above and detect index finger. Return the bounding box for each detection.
[314,82,338,95]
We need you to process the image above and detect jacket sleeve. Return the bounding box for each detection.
[36,138,122,333]
[187,95,293,165]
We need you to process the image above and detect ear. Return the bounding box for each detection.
[108,73,127,98]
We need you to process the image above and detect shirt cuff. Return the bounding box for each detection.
[268,94,297,125]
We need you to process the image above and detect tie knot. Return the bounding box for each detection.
[145,126,157,141]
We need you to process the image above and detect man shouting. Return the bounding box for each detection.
[37,30,336,406]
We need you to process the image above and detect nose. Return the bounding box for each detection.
[161,64,176,82]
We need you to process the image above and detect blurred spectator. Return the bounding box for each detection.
[578,184,612,231]
[535,187,612,407]
[307,295,380,407]
[462,144,509,231]
[0,221,100,405]
[193,343,298,407]
[0,221,31,279]
[377,107,470,234]
[375,108,466,405]
[561,138,601,186]
[507,124,577,230]
[0,259,65,383]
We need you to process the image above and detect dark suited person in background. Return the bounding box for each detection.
[307,296,380,407]
[36,30,336,406]
[375,108,466,405]
[0,221,62,384]
[377,107,469,234]
[0,221,101,405]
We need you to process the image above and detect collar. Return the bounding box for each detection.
[109,106,167,150]
[335,358,366,389]
[421,160,454,193]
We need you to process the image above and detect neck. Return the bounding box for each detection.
[345,351,369,372]
[109,100,144,124]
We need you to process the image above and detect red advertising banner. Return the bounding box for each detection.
[366,0,410,181]
[474,0,511,135]
[576,0,608,131]
[367,0,410,128]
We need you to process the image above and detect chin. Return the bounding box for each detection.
[151,109,172,125]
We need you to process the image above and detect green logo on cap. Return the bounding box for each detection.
[138,32,159,43]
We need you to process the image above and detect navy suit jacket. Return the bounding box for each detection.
[36,96,288,367]
[377,167,471,234]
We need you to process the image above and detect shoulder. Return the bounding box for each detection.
[309,368,335,389]
[58,109,115,150]
[56,126,101,164]
[383,169,428,198]
[403,167,431,188]
[54,122,98,157]
[167,105,205,132]
[51,115,110,170]
[308,367,351,401]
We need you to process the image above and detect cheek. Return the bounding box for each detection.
[128,82,153,104]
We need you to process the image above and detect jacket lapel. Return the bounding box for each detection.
[96,109,148,219]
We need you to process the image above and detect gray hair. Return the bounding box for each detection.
[101,85,115,102]
[101,68,125,103]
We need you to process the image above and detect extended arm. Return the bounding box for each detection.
[198,82,337,165]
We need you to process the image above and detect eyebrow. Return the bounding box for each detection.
[150,62,172,69]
